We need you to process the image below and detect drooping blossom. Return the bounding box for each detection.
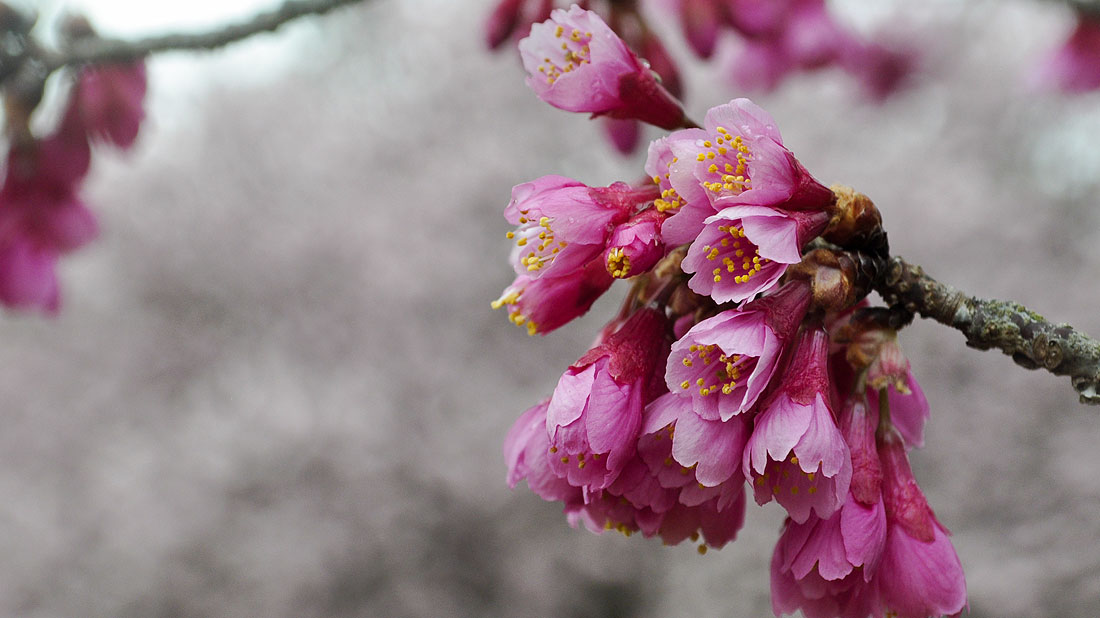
[0,111,95,312]
[646,98,833,247]
[1033,12,1100,93]
[875,427,967,618]
[666,280,810,421]
[73,61,148,150]
[519,5,688,129]
[505,175,652,279]
[492,255,613,335]
[603,207,665,279]
[505,399,583,503]
[680,204,828,303]
[545,307,670,490]
[744,327,852,523]
[770,397,887,618]
[566,392,748,550]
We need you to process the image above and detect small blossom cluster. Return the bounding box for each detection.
[485,3,912,152]
[495,13,965,617]
[667,0,914,99]
[0,58,146,312]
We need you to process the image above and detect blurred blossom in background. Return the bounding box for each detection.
[0,1,1099,616]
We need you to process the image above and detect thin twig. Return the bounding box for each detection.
[44,0,364,70]
[873,255,1100,405]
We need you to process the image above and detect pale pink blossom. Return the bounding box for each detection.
[491,256,613,335]
[546,308,670,490]
[519,6,687,129]
[745,327,852,523]
[666,281,810,421]
[681,204,827,303]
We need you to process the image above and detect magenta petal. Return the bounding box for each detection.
[585,372,641,454]
[504,400,549,488]
[738,209,801,262]
[643,392,690,434]
[789,514,852,581]
[877,523,967,618]
[745,396,813,474]
[672,410,748,486]
[547,363,597,431]
[0,241,59,311]
[703,97,783,144]
[840,496,887,578]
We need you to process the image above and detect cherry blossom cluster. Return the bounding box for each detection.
[495,7,966,617]
[0,18,146,312]
[484,0,912,153]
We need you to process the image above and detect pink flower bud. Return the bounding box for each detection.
[603,208,664,279]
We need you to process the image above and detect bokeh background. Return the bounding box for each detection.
[1,0,1099,616]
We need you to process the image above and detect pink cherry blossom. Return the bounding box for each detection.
[492,255,613,335]
[73,61,147,150]
[681,204,828,303]
[545,308,670,490]
[650,98,832,246]
[565,392,747,549]
[519,5,687,129]
[504,399,584,503]
[745,327,852,523]
[1034,13,1100,93]
[666,280,810,421]
[603,207,665,279]
[875,429,967,618]
[505,175,650,280]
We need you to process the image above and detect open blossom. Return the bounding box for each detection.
[1033,13,1100,93]
[876,428,967,618]
[681,204,828,303]
[567,392,747,549]
[545,307,670,490]
[770,397,887,618]
[647,98,833,246]
[492,255,613,335]
[745,327,852,523]
[666,280,810,421]
[519,5,687,129]
[505,175,649,280]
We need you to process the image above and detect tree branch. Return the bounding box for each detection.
[873,255,1100,405]
[44,0,364,70]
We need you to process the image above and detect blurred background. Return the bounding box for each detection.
[0,0,1098,616]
